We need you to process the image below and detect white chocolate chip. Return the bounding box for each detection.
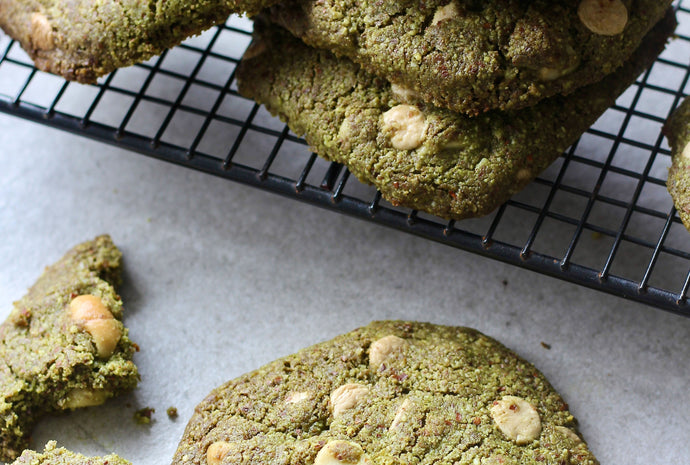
[555,426,582,444]
[390,83,419,104]
[330,383,369,417]
[578,0,628,36]
[389,398,413,430]
[369,335,407,367]
[490,396,542,445]
[314,440,372,465]
[69,295,122,358]
[431,2,460,26]
[60,388,108,409]
[83,319,122,358]
[207,441,235,465]
[30,13,55,50]
[681,141,690,161]
[285,391,311,404]
[382,105,427,150]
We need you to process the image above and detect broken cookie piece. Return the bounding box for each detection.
[0,236,139,461]
[10,441,131,465]
[0,0,282,83]
[172,321,598,465]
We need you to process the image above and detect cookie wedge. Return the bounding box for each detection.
[0,0,279,83]
[0,235,139,461]
[236,13,675,220]
[173,321,599,465]
[267,0,672,115]
[10,441,131,465]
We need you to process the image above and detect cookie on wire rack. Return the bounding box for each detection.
[172,321,599,465]
[0,235,139,461]
[0,0,279,83]
[266,0,672,115]
[236,13,675,220]
[664,98,690,231]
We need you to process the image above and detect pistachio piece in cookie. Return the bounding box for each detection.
[578,0,628,36]
[490,396,542,445]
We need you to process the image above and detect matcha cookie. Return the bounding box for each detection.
[663,99,690,232]
[236,14,674,220]
[0,235,139,461]
[11,441,131,465]
[0,0,279,83]
[172,321,599,465]
[267,0,672,115]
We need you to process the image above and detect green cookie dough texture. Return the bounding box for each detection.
[11,441,131,465]
[0,235,139,461]
[663,98,690,232]
[0,0,280,83]
[267,0,672,115]
[236,14,674,220]
[172,321,598,465]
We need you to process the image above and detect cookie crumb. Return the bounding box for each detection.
[134,407,155,424]
[540,342,551,350]
[167,406,178,419]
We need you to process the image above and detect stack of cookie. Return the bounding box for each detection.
[236,0,676,220]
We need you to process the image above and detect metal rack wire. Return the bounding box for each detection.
[1,7,689,317]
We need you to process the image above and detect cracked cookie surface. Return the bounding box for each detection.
[237,15,674,220]
[0,235,139,461]
[173,321,598,465]
[0,0,279,83]
[267,0,671,115]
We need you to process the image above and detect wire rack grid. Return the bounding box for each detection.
[1,7,690,317]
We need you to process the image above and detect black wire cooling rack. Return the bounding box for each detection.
[1,8,690,317]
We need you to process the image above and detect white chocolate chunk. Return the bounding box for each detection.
[30,13,55,50]
[207,441,235,465]
[389,398,413,430]
[369,335,407,367]
[330,383,369,417]
[285,391,311,404]
[69,294,122,358]
[390,83,419,104]
[382,105,427,150]
[60,388,108,409]
[578,0,628,36]
[555,426,583,444]
[314,440,372,465]
[431,3,460,26]
[490,396,542,445]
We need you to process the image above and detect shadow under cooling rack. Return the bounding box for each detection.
[1,12,690,317]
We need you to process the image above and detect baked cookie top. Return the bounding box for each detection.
[0,235,139,461]
[664,98,690,232]
[173,321,598,465]
[267,0,672,115]
[0,0,279,83]
[236,14,674,220]
[10,441,131,465]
